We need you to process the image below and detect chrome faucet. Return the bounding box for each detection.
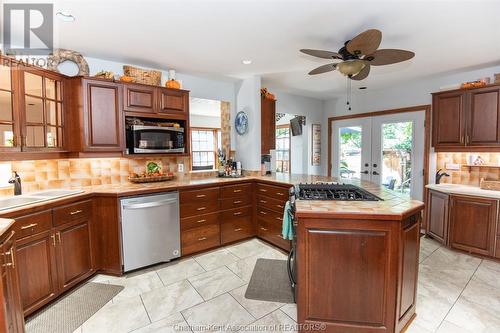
[8,171,22,195]
[435,169,450,184]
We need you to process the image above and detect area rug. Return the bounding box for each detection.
[245,258,294,303]
[26,282,124,333]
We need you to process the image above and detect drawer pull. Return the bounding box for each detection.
[259,211,267,215]
[20,223,38,230]
[275,217,282,221]
[259,189,267,192]
[196,194,207,198]
[70,210,83,215]
[51,234,56,247]
[56,232,61,243]
[277,193,285,196]
[233,200,243,204]
[259,200,267,204]
[197,207,207,211]
[3,250,14,268]
[198,237,208,241]
[233,212,243,216]
[276,205,283,209]
[233,189,242,193]
[234,228,243,232]
[196,219,207,224]
[260,227,268,231]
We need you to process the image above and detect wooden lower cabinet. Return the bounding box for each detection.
[181,224,220,255]
[0,230,25,333]
[426,190,449,244]
[297,213,421,333]
[449,195,497,256]
[55,219,93,292]
[15,231,58,315]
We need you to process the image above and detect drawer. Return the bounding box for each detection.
[180,200,219,218]
[221,206,252,221]
[181,224,220,256]
[221,218,254,244]
[180,187,219,203]
[181,212,219,231]
[220,196,252,210]
[256,207,283,227]
[256,183,290,199]
[53,200,92,226]
[257,195,285,213]
[221,183,252,199]
[257,218,291,251]
[13,210,52,239]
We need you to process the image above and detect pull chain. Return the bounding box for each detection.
[346,76,352,111]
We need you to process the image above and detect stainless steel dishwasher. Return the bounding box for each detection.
[120,192,180,272]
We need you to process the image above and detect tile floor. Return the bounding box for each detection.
[66,237,499,333]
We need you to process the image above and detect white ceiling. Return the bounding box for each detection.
[6,0,500,99]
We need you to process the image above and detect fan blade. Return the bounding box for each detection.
[346,29,382,56]
[351,64,370,80]
[366,49,415,66]
[300,49,342,59]
[308,63,337,75]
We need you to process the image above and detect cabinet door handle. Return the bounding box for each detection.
[20,223,38,230]
[277,192,284,196]
[233,212,242,216]
[51,234,56,247]
[275,217,282,221]
[259,189,267,192]
[70,210,83,215]
[3,250,15,268]
[233,189,242,193]
[56,232,61,243]
[260,227,268,231]
[276,205,283,209]
[233,200,242,204]
[196,194,206,198]
[259,211,267,215]
[195,219,206,224]
[197,207,207,211]
[198,237,207,241]
[259,200,267,204]
[234,228,243,232]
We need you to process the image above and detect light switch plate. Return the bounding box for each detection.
[445,163,460,170]
[178,163,184,172]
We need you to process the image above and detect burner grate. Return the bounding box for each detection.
[297,183,382,201]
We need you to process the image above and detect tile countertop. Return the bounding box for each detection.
[0,174,424,220]
[426,183,500,199]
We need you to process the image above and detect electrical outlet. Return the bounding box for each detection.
[445,163,460,170]
[178,163,184,172]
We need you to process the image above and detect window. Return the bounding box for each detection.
[276,125,290,173]
[191,128,221,170]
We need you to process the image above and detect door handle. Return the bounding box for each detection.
[372,171,380,175]
[122,198,178,210]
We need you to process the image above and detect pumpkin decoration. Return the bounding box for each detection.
[165,69,181,89]
[119,75,136,83]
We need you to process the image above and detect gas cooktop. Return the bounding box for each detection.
[296,183,382,201]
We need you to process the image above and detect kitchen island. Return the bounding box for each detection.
[294,181,424,333]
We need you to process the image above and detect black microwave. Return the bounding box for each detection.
[126,125,185,154]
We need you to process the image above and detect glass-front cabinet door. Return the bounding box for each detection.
[0,58,20,151]
[22,70,64,150]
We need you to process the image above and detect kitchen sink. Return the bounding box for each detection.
[0,189,84,211]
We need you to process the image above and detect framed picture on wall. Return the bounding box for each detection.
[312,124,321,166]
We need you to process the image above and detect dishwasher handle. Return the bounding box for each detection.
[122,198,178,210]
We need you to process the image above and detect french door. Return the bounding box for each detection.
[332,111,425,200]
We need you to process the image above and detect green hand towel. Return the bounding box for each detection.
[282,200,293,240]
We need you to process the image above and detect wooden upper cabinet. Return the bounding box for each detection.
[82,79,124,151]
[449,195,497,256]
[467,86,500,146]
[123,84,156,113]
[158,88,188,114]
[426,190,449,245]
[261,96,276,154]
[432,91,466,148]
[0,58,21,152]
[20,69,65,151]
[432,85,500,151]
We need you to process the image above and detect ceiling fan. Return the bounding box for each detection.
[300,29,415,80]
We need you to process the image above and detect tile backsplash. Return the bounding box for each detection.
[0,156,200,196]
[436,152,500,185]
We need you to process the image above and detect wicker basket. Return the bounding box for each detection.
[128,175,174,183]
[123,65,161,86]
[479,178,500,191]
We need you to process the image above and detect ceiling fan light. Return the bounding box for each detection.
[337,60,366,76]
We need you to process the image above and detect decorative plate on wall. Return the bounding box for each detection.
[235,111,249,135]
